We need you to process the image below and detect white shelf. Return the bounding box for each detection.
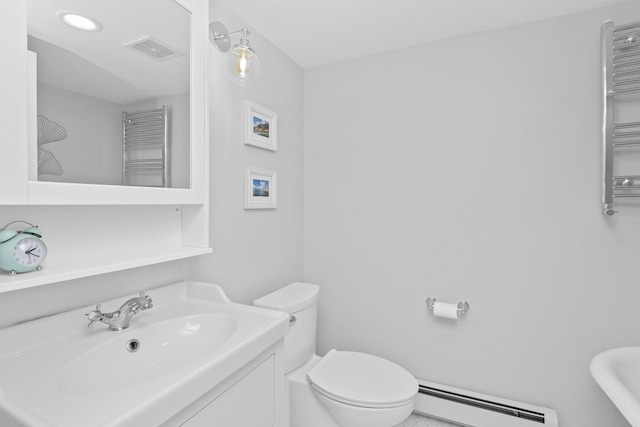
[0,246,212,294]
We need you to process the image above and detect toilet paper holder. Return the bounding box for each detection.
[425,297,470,315]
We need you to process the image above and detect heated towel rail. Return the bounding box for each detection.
[123,105,169,187]
[602,20,640,215]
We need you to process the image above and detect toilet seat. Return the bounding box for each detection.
[306,349,418,409]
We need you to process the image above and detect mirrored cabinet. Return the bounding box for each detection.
[0,0,210,292]
[3,0,207,206]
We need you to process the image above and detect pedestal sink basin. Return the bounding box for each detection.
[590,347,640,427]
[0,281,289,427]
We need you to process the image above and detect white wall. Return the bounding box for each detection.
[304,3,640,426]
[184,1,305,304]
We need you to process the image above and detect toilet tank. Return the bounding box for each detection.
[254,282,319,374]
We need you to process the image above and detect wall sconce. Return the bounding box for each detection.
[209,21,262,87]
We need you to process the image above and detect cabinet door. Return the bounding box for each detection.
[182,355,276,427]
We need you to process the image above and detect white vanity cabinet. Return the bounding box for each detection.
[177,352,282,427]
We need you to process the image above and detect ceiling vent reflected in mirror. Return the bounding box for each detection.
[125,36,181,61]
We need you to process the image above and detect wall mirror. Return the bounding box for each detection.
[27,0,192,190]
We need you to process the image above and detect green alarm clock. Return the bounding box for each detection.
[0,221,47,275]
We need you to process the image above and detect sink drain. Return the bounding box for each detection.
[126,339,140,353]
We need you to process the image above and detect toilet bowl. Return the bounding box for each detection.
[307,349,417,427]
[254,282,417,427]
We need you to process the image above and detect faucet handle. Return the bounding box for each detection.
[85,304,104,329]
[140,292,153,308]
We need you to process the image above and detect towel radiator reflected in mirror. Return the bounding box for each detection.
[123,105,169,188]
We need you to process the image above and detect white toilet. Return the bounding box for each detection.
[254,282,417,427]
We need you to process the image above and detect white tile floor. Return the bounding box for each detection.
[394,413,463,427]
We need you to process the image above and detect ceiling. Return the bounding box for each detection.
[217,0,638,69]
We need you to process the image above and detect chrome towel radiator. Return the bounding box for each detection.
[602,20,640,215]
[123,105,169,187]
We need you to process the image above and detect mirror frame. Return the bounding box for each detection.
[14,0,207,205]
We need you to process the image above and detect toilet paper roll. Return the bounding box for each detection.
[433,302,458,320]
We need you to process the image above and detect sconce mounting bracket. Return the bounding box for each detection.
[209,21,231,52]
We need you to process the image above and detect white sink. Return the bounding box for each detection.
[590,347,640,426]
[58,314,238,394]
[0,281,289,427]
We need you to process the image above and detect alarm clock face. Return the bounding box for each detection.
[14,237,47,270]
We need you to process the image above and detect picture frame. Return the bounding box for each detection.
[244,166,277,209]
[244,101,277,151]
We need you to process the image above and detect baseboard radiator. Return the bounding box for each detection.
[414,380,558,427]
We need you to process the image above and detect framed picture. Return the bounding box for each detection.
[244,166,277,209]
[244,101,277,151]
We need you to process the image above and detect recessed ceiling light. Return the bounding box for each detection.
[57,11,102,32]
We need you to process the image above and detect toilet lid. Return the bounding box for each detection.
[306,349,418,408]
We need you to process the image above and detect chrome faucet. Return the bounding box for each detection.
[85,292,153,331]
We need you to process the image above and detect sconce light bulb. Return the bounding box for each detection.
[236,48,252,78]
[226,44,261,87]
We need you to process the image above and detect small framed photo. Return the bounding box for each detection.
[244,166,277,209]
[244,101,277,151]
